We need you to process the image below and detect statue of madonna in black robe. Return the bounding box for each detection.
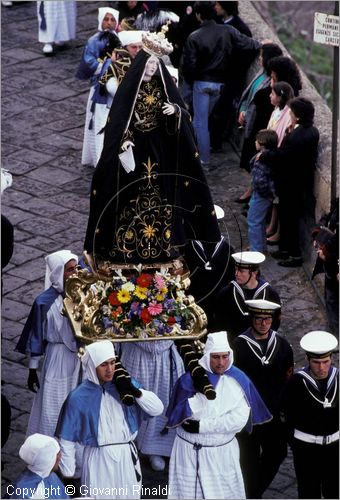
[84,49,221,266]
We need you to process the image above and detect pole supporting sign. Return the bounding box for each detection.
[314,12,339,47]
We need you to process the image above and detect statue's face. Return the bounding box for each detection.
[144,56,159,79]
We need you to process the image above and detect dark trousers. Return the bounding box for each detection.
[291,439,339,499]
[237,418,288,498]
[278,194,301,258]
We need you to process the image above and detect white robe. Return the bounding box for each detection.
[60,389,163,499]
[81,78,117,168]
[27,297,81,438]
[120,341,184,457]
[37,1,76,44]
[168,375,250,499]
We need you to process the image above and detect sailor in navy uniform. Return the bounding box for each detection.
[282,330,339,499]
[233,299,294,499]
[213,251,281,344]
[184,205,235,326]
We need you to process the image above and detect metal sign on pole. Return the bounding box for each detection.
[313,8,339,205]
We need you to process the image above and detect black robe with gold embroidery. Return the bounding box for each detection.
[84,49,221,264]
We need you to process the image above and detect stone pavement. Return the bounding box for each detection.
[1,2,332,499]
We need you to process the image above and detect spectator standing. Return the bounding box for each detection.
[282,331,339,499]
[15,251,81,440]
[166,331,272,499]
[37,1,76,56]
[213,251,281,344]
[56,340,163,499]
[234,299,294,499]
[237,43,283,177]
[181,1,261,167]
[266,81,295,245]
[210,1,254,149]
[78,7,120,168]
[247,129,277,253]
[7,434,68,500]
[264,97,319,267]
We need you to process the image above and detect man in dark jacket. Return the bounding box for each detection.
[181,1,261,166]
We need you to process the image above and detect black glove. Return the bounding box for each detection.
[28,369,40,393]
[113,359,142,406]
[182,419,200,434]
[191,365,216,401]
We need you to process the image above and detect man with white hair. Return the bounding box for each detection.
[282,330,339,499]
[166,331,271,499]
[16,250,80,439]
[7,433,68,499]
[56,340,163,499]
[77,7,121,168]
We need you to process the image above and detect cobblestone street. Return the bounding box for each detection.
[1,2,332,499]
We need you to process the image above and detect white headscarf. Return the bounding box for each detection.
[81,340,116,384]
[199,331,234,373]
[44,250,78,293]
[118,30,143,47]
[19,434,60,479]
[98,7,119,31]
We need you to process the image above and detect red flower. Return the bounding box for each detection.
[136,273,153,288]
[167,316,177,325]
[108,291,121,306]
[141,308,152,324]
[112,306,123,319]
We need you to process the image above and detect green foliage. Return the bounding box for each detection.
[269,6,333,107]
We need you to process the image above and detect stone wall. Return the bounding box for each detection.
[238,0,337,280]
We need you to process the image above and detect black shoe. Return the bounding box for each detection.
[266,238,280,246]
[278,257,303,267]
[270,250,289,260]
[234,196,251,204]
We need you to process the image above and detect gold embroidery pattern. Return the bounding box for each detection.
[133,79,163,132]
[99,49,132,87]
[110,157,173,261]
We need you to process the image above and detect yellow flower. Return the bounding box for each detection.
[117,289,131,303]
[161,286,168,294]
[156,293,165,302]
[135,286,148,300]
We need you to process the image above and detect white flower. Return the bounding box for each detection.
[122,281,135,292]
[176,290,186,301]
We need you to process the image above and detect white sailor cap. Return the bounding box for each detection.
[245,299,281,315]
[300,331,338,358]
[232,251,266,268]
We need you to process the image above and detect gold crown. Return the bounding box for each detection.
[142,24,173,57]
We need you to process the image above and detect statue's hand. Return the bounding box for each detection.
[162,102,176,115]
[121,140,135,151]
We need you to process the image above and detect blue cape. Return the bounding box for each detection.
[55,379,144,445]
[6,469,68,499]
[15,286,60,356]
[166,367,272,433]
